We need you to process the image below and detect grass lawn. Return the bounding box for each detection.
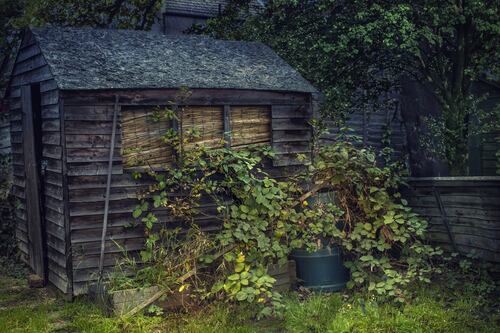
[0,269,498,333]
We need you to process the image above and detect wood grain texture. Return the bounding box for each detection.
[230,106,271,147]
[21,85,46,280]
[404,177,500,273]
[10,33,70,293]
[181,105,224,149]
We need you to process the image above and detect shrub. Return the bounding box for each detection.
[116,106,440,316]
[0,153,16,259]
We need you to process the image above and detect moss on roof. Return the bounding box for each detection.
[30,27,317,93]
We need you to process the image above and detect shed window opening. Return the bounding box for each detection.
[180,106,225,149]
[121,106,175,170]
[229,106,271,148]
[121,105,272,171]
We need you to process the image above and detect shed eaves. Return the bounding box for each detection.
[30,27,317,93]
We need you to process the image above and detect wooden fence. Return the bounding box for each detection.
[403,177,500,276]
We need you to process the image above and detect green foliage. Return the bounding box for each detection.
[0,0,24,93]
[205,0,500,174]
[0,152,16,259]
[129,117,302,316]
[0,0,163,93]
[0,193,16,258]
[17,0,163,30]
[303,133,442,301]
[115,101,441,316]
[2,272,498,333]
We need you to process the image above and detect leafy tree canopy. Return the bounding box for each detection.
[1,0,164,93]
[204,0,500,174]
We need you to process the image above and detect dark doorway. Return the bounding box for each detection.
[22,83,47,282]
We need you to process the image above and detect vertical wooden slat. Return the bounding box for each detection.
[98,97,119,277]
[224,105,231,147]
[22,85,47,281]
[433,187,459,253]
[60,98,73,296]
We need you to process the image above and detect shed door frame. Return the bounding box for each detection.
[21,84,47,282]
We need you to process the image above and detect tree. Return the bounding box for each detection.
[0,0,25,94]
[204,0,500,174]
[19,0,164,30]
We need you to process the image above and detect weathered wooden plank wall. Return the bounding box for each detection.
[323,103,406,162]
[403,177,500,276]
[470,81,500,176]
[62,89,312,295]
[9,31,70,293]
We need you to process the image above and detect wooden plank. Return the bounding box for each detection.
[62,89,310,106]
[66,147,121,163]
[273,130,311,143]
[273,141,310,154]
[13,54,47,76]
[41,104,59,119]
[64,105,114,121]
[272,105,309,118]
[42,119,61,132]
[42,132,61,145]
[60,99,74,296]
[41,90,59,106]
[40,80,59,93]
[21,85,47,281]
[11,66,53,87]
[272,118,310,131]
[224,105,231,147]
[16,42,41,62]
[65,134,120,148]
[65,120,115,134]
[43,145,62,159]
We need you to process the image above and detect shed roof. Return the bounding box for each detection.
[30,27,316,93]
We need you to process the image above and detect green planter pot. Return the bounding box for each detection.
[291,246,349,292]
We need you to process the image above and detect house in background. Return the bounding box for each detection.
[152,0,266,35]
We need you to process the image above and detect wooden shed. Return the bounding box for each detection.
[6,27,318,295]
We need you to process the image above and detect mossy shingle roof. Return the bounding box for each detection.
[30,27,317,93]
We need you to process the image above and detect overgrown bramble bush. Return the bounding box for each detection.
[305,133,443,300]
[120,105,442,316]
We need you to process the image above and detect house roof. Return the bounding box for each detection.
[30,27,316,93]
[164,0,265,17]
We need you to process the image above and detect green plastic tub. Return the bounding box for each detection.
[291,246,349,292]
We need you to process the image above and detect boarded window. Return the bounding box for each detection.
[230,106,271,147]
[121,107,173,169]
[121,105,272,169]
[180,106,224,149]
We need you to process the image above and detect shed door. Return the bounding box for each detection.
[21,84,47,282]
